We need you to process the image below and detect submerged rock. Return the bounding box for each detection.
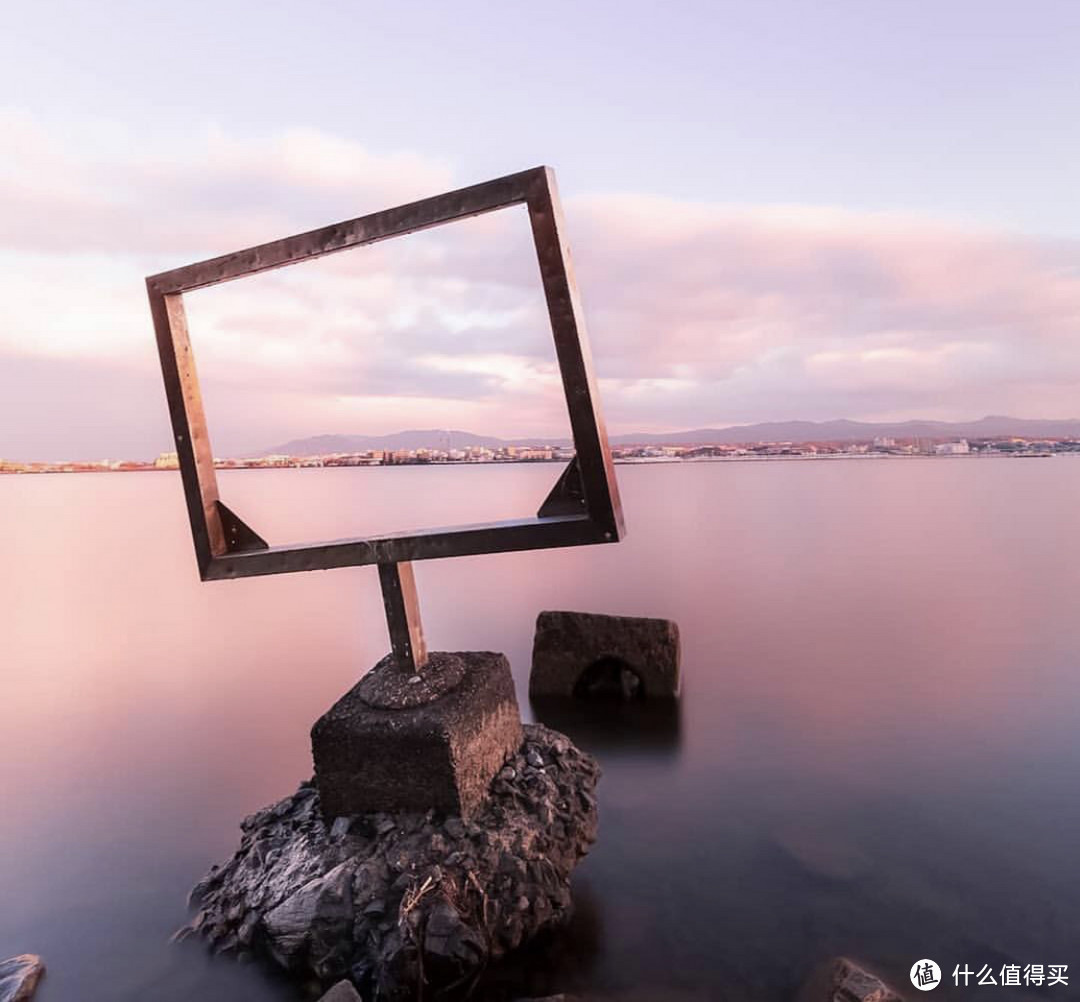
[179,724,600,999]
[771,825,873,882]
[0,955,45,1002]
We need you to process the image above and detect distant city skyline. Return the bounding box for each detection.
[8,414,1080,466]
[7,416,1078,475]
[4,3,1080,462]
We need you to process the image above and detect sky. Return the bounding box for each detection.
[3,1,1080,460]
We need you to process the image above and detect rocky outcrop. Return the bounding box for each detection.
[0,955,45,1002]
[178,724,600,1000]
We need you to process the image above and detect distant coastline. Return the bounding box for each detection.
[8,415,1080,474]
[3,435,1071,475]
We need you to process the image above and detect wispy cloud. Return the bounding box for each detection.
[3,109,1080,460]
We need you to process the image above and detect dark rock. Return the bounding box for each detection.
[0,955,45,1002]
[317,980,363,1002]
[180,724,599,1001]
[263,860,354,967]
[312,651,523,819]
[530,610,680,699]
[798,957,906,1002]
[443,817,465,839]
[422,899,486,980]
[329,817,351,841]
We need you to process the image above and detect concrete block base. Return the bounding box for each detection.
[530,609,681,699]
[311,651,523,819]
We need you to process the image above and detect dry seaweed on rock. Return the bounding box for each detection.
[177,724,600,1000]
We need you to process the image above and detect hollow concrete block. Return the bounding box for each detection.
[529,610,681,699]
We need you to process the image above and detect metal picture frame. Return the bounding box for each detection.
[146,166,624,585]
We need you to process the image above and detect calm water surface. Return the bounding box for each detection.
[3,460,1079,1001]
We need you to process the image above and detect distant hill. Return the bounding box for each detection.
[261,429,570,456]
[261,416,1080,456]
[611,416,1080,445]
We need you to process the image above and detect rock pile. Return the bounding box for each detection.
[178,724,600,999]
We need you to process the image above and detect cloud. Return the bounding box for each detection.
[0,109,454,256]
[3,108,1080,460]
[569,195,1080,428]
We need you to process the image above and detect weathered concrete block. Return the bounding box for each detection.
[530,610,680,699]
[312,651,523,819]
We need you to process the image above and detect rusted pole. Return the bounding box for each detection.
[378,561,428,672]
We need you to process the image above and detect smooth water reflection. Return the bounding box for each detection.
[2,459,1078,1000]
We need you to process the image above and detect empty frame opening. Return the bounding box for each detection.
[180,203,576,547]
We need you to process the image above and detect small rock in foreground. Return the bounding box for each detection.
[798,956,906,1002]
[179,724,600,1000]
[0,955,45,1002]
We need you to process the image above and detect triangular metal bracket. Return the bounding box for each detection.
[216,500,269,553]
[537,456,587,518]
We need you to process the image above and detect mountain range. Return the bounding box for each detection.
[261,416,1080,455]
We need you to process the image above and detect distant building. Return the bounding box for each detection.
[154,451,179,469]
[935,439,970,455]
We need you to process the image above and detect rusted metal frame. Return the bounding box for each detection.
[524,168,624,539]
[148,289,225,578]
[203,513,605,581]
[378,562,427,671]
[146,165,624,587]
[146,167,547,295]
[537,455,586,518]
[216,499,269,552]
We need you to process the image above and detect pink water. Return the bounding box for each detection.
[3,459,1079,999]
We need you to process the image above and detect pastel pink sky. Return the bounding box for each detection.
[3,2,1080,460]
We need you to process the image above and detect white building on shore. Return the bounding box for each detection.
[935,439,970,455]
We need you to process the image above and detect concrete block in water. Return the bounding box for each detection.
[530,610,681,699]
[312,651,523,819]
